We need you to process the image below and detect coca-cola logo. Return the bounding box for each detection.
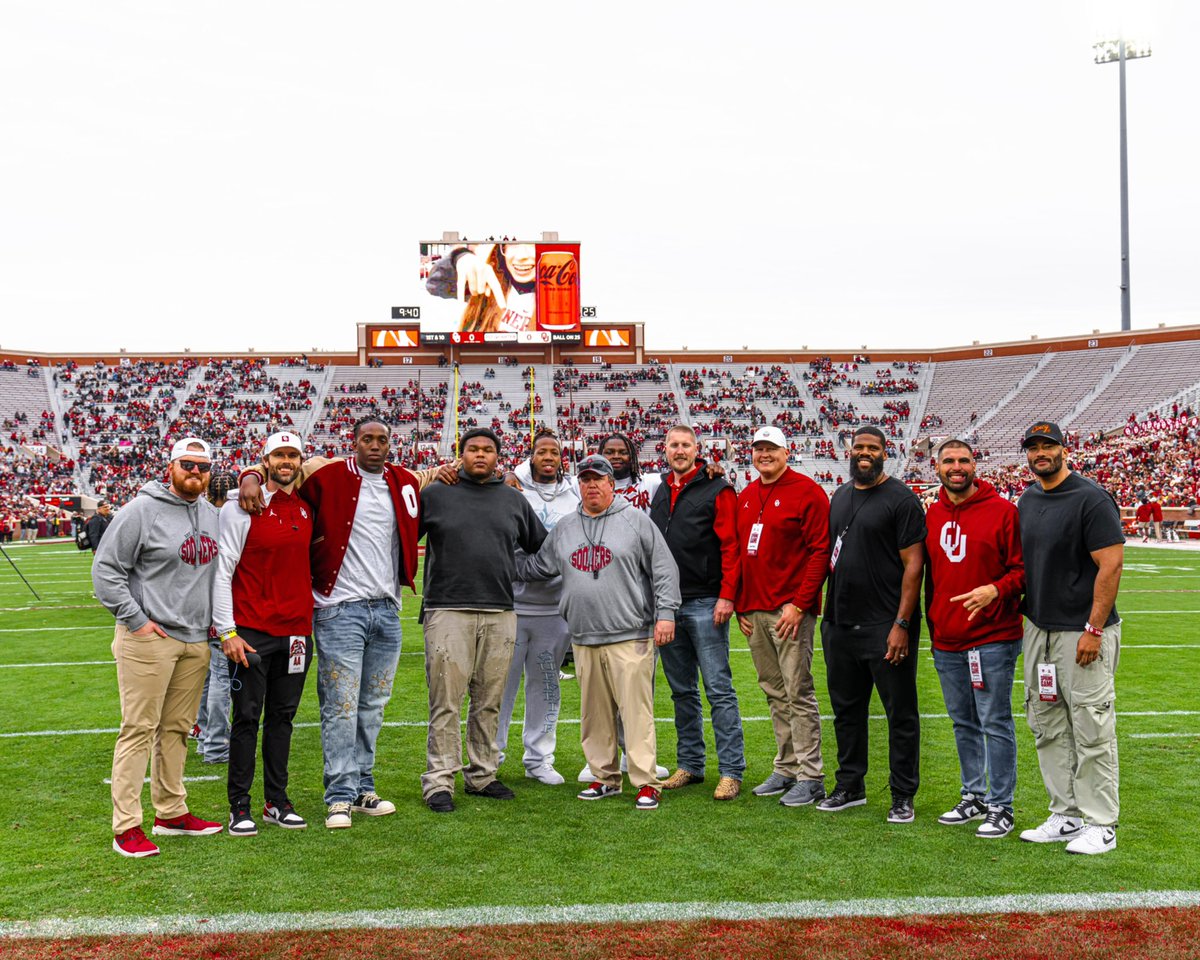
[570,544,612,574]
[179,533,218,565]
[538,260,577,287]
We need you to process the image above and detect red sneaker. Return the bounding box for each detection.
[188,724,201,740]
[152,812,223,836]
[113,826,160,858]
[635,785,661,810]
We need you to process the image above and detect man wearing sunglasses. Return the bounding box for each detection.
[93,437,225,858]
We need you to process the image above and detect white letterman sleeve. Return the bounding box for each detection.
[212,500,251,636]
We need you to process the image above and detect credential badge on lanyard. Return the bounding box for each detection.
[1037,663,1057,702]
[746,522,764,556]
[830,533,844,571]
[968,648,984,690]
[288,636,307,675]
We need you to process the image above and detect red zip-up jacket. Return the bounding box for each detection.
[732,468,831,615]
[230,490,314,635]
[924,479,1024,651]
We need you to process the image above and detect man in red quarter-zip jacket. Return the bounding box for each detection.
[924,439,1024,840]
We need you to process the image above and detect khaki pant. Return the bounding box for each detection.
[575,638,661,790]
[110,624,211,833]
[1023,621,1121,826]
[421,609,516,799]
[745,609,823,780]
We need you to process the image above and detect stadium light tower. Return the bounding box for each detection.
[1093,36,1151,332]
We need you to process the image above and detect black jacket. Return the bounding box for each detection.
[649,462,729,600]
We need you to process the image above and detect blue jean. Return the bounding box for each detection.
[658,597,746,779]
[196,641,232,761]
[313,598,403,806]
[932,639,1021,811]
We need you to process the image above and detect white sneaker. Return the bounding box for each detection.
[617,752,668,778]
[1066,824,1117,855]
[324,801,352,829]
[1019,813,1083,843]
[577,763,595,783]
[525,764,565,786]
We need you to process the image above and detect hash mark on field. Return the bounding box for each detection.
[101,775,221,784]
[2,890,1199,939]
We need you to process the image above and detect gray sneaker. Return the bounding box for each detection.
[752,772,797,797]
[779,779,826,807]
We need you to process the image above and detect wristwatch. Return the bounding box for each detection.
[894,618,910,630]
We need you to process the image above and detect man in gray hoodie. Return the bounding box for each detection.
[518,454,680,811]
[93,437,224,857]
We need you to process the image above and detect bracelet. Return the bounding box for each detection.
[1083,622,1103,637]
[219,629,239,642]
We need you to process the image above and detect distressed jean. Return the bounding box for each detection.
[313,598,402,806]
[658,597,746,779]
[196,640,232,761]
[932,639,1021,811]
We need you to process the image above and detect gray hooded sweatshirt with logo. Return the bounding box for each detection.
[92,481,220,644]
[517,495,680,646]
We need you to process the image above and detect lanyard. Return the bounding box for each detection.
[579,506,610,580]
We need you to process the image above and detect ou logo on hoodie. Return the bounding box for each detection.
[179,533,218,566]
[939,521,967,563]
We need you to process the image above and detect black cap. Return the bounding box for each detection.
[576,454,614,479]
[1021,422,1065,448]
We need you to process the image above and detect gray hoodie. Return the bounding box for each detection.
[92,481,220,644]
[517,495,680,646]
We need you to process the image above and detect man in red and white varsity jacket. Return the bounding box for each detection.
[239,416,449,828]
[214,432,315,836]
[924,439,1025,839]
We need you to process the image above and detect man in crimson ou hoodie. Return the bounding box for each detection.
[923,439,1025,840]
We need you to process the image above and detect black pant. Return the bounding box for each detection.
[820,620,920,798]
[227,628,312,810]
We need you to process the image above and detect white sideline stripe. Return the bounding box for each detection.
[1128,732,1199,739]
[101,775,220,784]
[3,890,1200,940]
[0,661,114,668]
[4,710,1198,739]
[0,626,112,633]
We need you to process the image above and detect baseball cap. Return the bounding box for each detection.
[751,426,787,448]
[1021,422,1065,448]
[576,454,614,479]
[168,437,212,463]
[263,431,304,457]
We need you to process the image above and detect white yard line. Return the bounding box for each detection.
[2,890,1200,940]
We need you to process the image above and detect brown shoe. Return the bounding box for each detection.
[713,776,741,801]
[662,769,704,790]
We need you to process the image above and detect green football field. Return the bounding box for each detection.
[0,541,1197,925]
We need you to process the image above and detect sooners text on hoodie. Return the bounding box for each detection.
[924,480,1024,652]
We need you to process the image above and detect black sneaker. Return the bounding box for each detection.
[887,795,915,823]
[816,787,867,812]
[938,794,986,825]
[976,806,1014,839]
[426,791,455,813]
[263,800,307,830]
[228,808,257,837]
[465,780,515,800]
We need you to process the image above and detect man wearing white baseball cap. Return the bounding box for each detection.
[213,432,314,836]
[94,436,224,857]
[734,426,833,807]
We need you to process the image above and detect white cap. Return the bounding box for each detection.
[751,426,787,448]
[168,437,212,463]
[263,431,304,457]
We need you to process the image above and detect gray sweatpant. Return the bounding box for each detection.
[1023,620,1120,826]
[496,614,572,772]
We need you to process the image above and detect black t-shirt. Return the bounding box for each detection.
[825,477,926,628]
[1018,471,1124,631]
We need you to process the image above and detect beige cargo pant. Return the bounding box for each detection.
[1023,620,1121,826]
[575,637,661,790]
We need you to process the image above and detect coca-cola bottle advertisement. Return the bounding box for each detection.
[535,243,581,334]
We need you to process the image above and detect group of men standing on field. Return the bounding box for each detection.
[91,412,1124,860]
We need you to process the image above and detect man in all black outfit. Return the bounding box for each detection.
[85,502,112,554]
[817,426,926,823]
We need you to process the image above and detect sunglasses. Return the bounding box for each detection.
[177,459,212,474]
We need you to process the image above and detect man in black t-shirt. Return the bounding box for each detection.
[1016,422,1124,856]
[817,426,926,823]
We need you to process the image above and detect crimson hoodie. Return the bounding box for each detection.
[924,479,1024,651]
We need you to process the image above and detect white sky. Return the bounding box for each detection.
[1,1,1197,354]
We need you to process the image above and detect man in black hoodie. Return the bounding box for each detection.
[418,427,547,813]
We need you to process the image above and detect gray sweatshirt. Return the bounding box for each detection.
[517,495,680,646]
[92,481,220,644]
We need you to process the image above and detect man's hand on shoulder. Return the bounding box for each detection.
[238,474,265,515]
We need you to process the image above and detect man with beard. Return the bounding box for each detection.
[213,432,314,836]
[1017,422,1124,855]
[419,428,547,813]
[924,440,1024,839]
[496,429,579,786]
[818,426,926,823]
[517,455,680,811]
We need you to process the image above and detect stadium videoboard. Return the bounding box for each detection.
[416,240,581,345]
